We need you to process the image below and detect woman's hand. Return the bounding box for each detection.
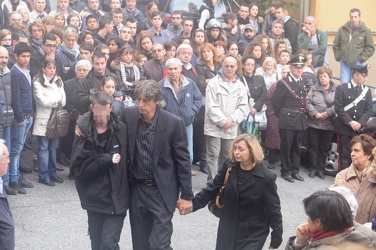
[295,223,311,245]
[250,108,257,115]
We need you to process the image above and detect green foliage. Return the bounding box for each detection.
[230,0,299,16]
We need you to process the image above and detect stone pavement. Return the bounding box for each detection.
[9,148,334,250]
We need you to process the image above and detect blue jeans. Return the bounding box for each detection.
[9,117,33,182]
[1,125,11,186]
[186,124,193,164]
[37,136,59,180]
[340,60,363,83]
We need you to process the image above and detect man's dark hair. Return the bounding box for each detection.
[171,10,182,17]
[223,12,237,24]
[134,80,163,105]
[11,30,28,41]
[92,91,113,106]
[85,15,97,25]
[303,190,353,232]
[182,18,194,25]
[111,8,123,16]
[125,17,137,24]
[42,33,56,44]
[350,8,361,16]
[94,44,109,54]
[99,15,112,30]
[14,42,30,56]
[273,2,285,10]
[80,41,95,53]
[92,51,106,61]
[150,10,162,19]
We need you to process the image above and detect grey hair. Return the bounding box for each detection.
[134,80,165,108]
[176,44,193,55]
[329,186,358,219]
[165,57,183,68]
[306,16,316,24]
[75,59,92,72]
[0,139,5,164]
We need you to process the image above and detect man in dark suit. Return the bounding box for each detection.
[120,80,194,250]
[272,54,308,183]
[334,65,372,170]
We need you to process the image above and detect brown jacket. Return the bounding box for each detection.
[356,171,376,224]
[332,164,373,194]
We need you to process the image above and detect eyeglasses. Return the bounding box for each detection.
[44,44,57,48]
[152,49,164,53]
[223,65,236,69]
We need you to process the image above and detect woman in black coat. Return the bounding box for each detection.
[190,134,283,250]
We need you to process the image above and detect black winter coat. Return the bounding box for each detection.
[70,111,129,215]
[241,74,267,112]
[193,161,283,250]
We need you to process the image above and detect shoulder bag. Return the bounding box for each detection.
[208,166,232,218]
[46,103,70,139]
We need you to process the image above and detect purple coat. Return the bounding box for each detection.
[264,81,280,150]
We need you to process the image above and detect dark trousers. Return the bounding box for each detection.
[87,210,125,250]
[130,183,173,250]
[268,149,279,164]
[338,133,352,170]
[193,106,206,164]
[308,127,333,174]
[279,129,304,176]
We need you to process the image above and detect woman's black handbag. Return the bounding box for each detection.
[208,167,232,218]
[46,104,70,139]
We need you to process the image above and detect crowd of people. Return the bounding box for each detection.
[0,0,375,249]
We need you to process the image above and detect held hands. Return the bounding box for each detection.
[349,120,361,131]
[223,119,234,129]
[115,96,123,102]
[250,108,257,115]
[295,223,311,245]
[176,199,193,215]
[314,112,329,120]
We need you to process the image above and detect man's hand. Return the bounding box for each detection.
[112,153,121,164]
[176,199,193,215]
[295,223,310,245]
[349,120,361,131]
[250,108,257,115]
[115,96,123,102]
[223,119,234,129]
[302,26,311,37]
[75,124,85,137]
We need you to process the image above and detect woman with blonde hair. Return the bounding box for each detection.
[0,29,11,47]
[54,12,66,30]
[56,26,79,73]
[184,134,282,250]
[42,15,55,33]
[255,56,278,89]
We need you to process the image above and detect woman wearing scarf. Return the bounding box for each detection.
[286,190,376,250]
[29,20,45,55]
[111,45,145,100]
[55,26,79,74]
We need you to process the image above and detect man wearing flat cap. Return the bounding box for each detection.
[272,54,308,183]
[334,64,372,170]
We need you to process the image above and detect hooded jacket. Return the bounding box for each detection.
[70,111,129,215]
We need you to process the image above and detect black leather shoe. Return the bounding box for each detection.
[39,178,55,186]
[282,175,294,183]
[20,165,32,174]
[4,186,18,195]
[19,175,34,188]
[292,173,304,181]
[57,157,70,166]
[199,161,208,174]
[317,172,325,179]
[308,171,316,178]
[9,181,27,194]
[267,162,275,169]
[50,176,64,183]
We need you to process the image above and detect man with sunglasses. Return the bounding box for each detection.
[144,42,166,82]
[30,33,65,80]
